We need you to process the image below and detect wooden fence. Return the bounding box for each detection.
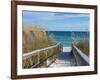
[23,42,62,68]
[72,45,89,66]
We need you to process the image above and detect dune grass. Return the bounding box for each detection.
[72,32,89,56]
[23,26,55,53]
[74,40,89,56]
[22,25,60,68]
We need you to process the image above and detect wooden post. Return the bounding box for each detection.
[44,50,48,67]
[46,50,49,66]
[37,52,40,67]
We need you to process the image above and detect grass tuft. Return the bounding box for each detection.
[72,32,89,56]
[22,25,60,68]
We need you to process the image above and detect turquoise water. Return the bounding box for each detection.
[46,31,89,47]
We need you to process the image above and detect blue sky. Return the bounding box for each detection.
[22,11,90,31]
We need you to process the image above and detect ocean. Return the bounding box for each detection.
[46,31,89,47]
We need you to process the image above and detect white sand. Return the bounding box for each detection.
[63,47,72,52]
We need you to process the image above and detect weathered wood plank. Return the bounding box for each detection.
[72,45,89,66]
[23,42,61,60]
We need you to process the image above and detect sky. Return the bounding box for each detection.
[22,11,90,31]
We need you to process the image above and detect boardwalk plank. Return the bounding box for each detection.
[50,47,76,67]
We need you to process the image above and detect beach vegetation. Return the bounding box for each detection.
[72,32,89,56]
[22,25,61,68]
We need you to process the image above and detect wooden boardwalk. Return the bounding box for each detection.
[23,43,89,68]
[50,47,76,67]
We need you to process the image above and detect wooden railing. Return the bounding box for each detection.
[23,42,62,68]
[72,45,89,66]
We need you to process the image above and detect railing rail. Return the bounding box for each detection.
[23,42,61,60]
[72,45,89,66]
[23,42,62,68]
